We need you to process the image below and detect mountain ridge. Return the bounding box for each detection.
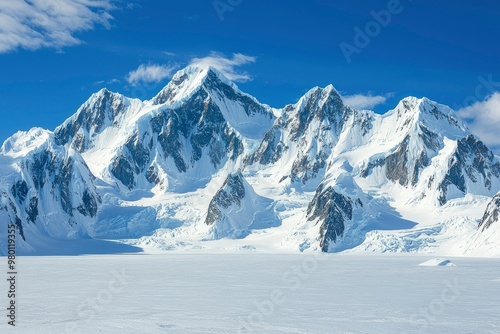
[1,65,499,256]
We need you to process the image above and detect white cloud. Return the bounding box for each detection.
[126,2,141,10]
[458,92,500,154]
[342,93,393,110]
[126,63,178,86]
[0,0,116,53]
[188,52,256,82]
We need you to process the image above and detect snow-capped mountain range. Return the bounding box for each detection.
[1,65,499,255]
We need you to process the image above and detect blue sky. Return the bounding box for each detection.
[1,0,500,150]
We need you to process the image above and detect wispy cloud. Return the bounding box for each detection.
[126,2,141,10]
[188,52,256,82]
[342,92,393,110]
[126,63,178,86]
[0,0,117,53]
[458,92,500,154]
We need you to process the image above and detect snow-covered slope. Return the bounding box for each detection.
[246,85,352,186]
[354,97,499,205]
[291,163,372,252]
[204,171,279,239]
[1,65,500,256]
[460,192,500,256]
[0,128,100,254]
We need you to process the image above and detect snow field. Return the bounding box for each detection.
[0,254,499,333]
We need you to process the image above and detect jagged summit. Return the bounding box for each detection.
[386,96,468,139]
[54,87,142,151]
[297,84,341,103]
[1,127,53,157]
[151,65,243,106]
[290,84,343,110]
[286,85,347,137]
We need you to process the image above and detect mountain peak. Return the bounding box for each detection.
[96,87,111,95]
[288,84,345,121]
[300,84,341,103]
[53,87,136,150]
[92,87,124,100]
[389,96,468,139]
[1,128,53,157]
[151,65,240,106]
[82,88,127,114]
[396,96,452,117]
[170,65,223,84]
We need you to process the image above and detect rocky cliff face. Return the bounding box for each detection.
[247,85,353,184]
[55,89,141,151]
[205,171,279,239]
[436,135,500,204]
[205,173,246,228]
[108,88,245,190]
[361,98,465,187]
[0,128,100,243]
[306,183,354,252]
[479,193,500,231]
[55,66,273,192]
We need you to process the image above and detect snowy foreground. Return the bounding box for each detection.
[1,253,499,333]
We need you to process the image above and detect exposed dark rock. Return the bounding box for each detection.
[438,135,500,204]
[111,155,135,189]
[55,89,126,150]
[54,158,74,215]
[150,88,244,175]
[419,125,440,151]
[353,110,374,136]
[29,150,54,190]
[362,126,437,187]
[1,193,26,241]
[125,134,151,172]
[306,184,353,252]
[152,73,189,105]
[290,150,329,183]
[287,87,346,140]
[26,197,38,223]
[146,166,161,185]
[23,146,102,220]
[11,180,28,204]
[360,158,385,178]
[248,86,349,183]
[385,136,411,186]
[479,193,500,231]
[205,173,246,226]
[77,190,99,218]
[245,123,287,165]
